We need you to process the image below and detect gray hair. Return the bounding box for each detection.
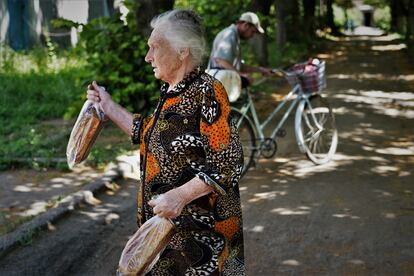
[150,9,207,66]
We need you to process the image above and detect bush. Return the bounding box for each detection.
[374,6,391,31]
[78,12,159,115]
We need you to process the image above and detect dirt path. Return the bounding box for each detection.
[0,178,138,276]
[242,34,414,275]
[0,33,413,275]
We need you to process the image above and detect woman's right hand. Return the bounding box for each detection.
[86,81,113,114]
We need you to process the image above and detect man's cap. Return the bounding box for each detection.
[239,12,264,34]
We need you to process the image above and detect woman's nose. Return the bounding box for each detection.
[145,50,153,63]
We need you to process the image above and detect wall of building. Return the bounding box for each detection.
[0,0,115,50]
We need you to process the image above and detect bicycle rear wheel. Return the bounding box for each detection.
[295,94,338,164]
[231,109,256,177]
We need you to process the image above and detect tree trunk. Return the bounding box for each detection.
[407,0,414,43]
[134,0,175,37]
[39,0,58,45]
[303,0,316,40]
[249,0,272,65]
[390,0,406,33]
[88,0,110,20]
[274,0,300,46]
[107,0,116,15]
[285,0,301,41]
[319,0,326,16]
[326,0,339,34]
[275,0,287,47]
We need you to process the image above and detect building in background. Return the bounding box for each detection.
[353,0,375,27]
[0,0,119,50]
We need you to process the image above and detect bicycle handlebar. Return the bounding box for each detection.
[249,69,283,87]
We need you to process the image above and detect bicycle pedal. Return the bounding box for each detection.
[276,129,287,138]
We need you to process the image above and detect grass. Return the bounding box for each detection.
[0,67,83,170]
[0,211,34,237]
[0,45,131,171]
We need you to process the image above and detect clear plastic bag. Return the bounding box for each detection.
[66,100,105,169]
[117,216,175,276]
[206,69,242,102]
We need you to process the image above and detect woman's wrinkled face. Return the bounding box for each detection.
[145,29,181,83]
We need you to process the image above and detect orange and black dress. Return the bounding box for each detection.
[131,67,245,275]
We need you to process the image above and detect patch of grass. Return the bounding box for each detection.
[0,69,85,170]
[0,45,132,170]
[0,211,34,236]
[1,70,84,132]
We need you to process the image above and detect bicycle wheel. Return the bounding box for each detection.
[231,109,256,176]
[295,94,338,164]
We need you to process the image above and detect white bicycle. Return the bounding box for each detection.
[231,59,338,176]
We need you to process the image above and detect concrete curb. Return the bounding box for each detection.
[0,153,139,258]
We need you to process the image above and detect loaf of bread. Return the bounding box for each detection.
[66,100,105,169]
[117,216,175,276]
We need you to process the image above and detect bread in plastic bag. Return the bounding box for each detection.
[117,216,175,276]
[66,100,105,169]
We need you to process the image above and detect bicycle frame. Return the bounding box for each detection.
[233,83,304,142]
[231,61,337,171]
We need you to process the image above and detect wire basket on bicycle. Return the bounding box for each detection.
[285,58,326,94]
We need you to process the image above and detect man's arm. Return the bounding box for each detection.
[213,57,238,71]
[214,57,274,82]
[214,57,251,81]
[241,63,274,76]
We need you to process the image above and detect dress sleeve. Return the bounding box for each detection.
[195,80,243,195]
[130,113,148,145]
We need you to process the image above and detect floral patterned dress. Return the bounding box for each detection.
[131,68,245,275]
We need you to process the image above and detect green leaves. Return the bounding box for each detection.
[79,14,159,114]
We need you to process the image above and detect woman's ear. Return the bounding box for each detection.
[179,48,190,60]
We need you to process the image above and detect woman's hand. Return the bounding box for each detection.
[86,81,113,114]
[148,188,189,219]
[148,178,214,219]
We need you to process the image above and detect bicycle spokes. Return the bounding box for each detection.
[297,95,338,164]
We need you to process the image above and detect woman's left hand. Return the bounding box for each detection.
[148,188,188,219]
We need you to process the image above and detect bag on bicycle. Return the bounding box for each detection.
[205,68,242,102]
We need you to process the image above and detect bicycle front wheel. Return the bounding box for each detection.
[231,109,256,177]
[295,94,338,164]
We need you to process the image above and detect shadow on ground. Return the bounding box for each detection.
[241,32,414,275]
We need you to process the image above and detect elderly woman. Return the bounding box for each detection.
[87,9,245,275]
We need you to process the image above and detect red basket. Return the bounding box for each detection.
[285,60,326,93]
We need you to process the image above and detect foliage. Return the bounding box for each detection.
[0,49,84,169]
[0,43,86,131]
[175,0,251,46]
[374,6,392,31]
[78,9,159,115]
[0,45,129,170]
[51,18,82,29]
[364,0,389,9]
[270,42,310,66]
[0,72,74,169]
[335,0,354,10]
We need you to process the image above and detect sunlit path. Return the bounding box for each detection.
[241,33,414,275]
